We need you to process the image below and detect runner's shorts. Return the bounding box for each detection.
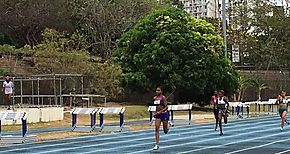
[154,111,169,121]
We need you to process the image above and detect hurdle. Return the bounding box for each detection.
[148,106,156,125]
[0,112,36,143]
[148,105,192,126]
[229,102,249,118]
[98,107,128,132]
[257,100,278,115]
[168,104,193,126]
[71,108,98,132]
[268,99,279,113]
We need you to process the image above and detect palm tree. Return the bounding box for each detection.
[248,77,269,101]
[237,77,252,101]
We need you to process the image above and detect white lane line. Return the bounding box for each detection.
[0,115,276,149]
[178,130,290,153]
[275,149,290,154]
[1,116,278,153]
[129,123,281,154]
[67,121,279,154]
[225,138,290,154]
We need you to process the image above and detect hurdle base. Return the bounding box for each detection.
[0,135,36,144]
[72,126,97,132]
[171,120,192,126]
[100,126,129,132]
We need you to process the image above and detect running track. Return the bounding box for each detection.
[1,115,290,154]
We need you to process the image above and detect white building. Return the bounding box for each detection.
[181,0,220,18]
[180,0,289,18]
[269,0,290,15]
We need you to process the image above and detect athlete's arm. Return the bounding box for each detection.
[224,97,229,109]
[276,95,281,104]
[210,96,215,105]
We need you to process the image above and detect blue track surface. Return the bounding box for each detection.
[1,116,290,154]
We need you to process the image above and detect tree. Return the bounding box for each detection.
[70,0,156,59]
[0,68,11,77]
[248,77,268,101]
[0,0,74,47]
[113,6,240,104]
[225,0,253,66]
[243,0,290,72]
[91,60,124,100]
[34,28,92,74]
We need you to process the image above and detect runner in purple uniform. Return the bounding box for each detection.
[153,87,170,150]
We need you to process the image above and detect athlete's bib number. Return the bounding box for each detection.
[154,100,161,105]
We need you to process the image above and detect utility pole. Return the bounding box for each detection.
[222,0,227,58]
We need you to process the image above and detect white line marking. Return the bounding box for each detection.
[1,116,278,153]
[275,149,290,154]
[0,115,275,149]
[225,138,290,154]
[178,131,290,153]
[129,123,282,154]
[67,121,280,154]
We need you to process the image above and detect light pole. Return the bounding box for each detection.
[222,0,227,58]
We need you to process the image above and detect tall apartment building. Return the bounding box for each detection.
[181,0,220,18]
[180,0,289,18]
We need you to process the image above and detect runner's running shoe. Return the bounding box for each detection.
[153,144,159,150]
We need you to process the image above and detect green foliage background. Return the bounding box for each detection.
[114,6,240,104]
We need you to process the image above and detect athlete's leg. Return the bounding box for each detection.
[223,110,228,124]
[155,118,161,145]
[7,94,12,109]
[162,120,169,134]
[214,109,218,131]
[218,112,223,135]
[281,111,287,130]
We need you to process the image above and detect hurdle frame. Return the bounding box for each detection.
[148,104,193,126]
[0,112,35,143]
[71,108,98,132]
[148,106,156,125]
[168,104,193,126]
[98,107,127,132]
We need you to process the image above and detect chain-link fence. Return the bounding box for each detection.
[0,74,100,107]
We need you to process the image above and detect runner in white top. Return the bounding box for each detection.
[3,76,13,110]
[217,90,229,136]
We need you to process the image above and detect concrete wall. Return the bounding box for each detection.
[0,107,64,125]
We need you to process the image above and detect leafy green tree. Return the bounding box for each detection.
[113,6,239,103]
[0,68,11,77]
[91,60,124,100]
[244,0,290,72]
[33,28,124,99]
[34,28,92,74]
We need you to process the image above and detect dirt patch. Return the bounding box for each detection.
[36,131,101,141]
[129,124,152,131]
